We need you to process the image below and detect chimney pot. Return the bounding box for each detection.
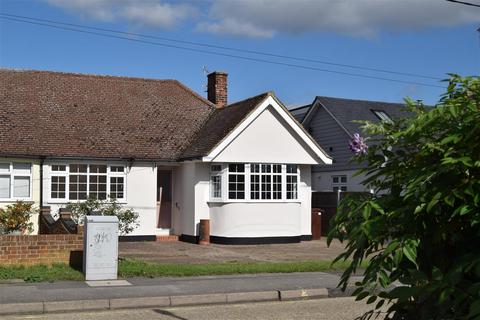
[207,71,228,108]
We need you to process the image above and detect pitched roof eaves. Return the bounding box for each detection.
[314,97,354,138]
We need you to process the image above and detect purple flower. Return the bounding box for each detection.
[349,133,368,156]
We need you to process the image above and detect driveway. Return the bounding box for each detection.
[119,239,345,264]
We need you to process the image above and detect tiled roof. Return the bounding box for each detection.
[289,104,310,123]
[314,96,410,135]
[180,92,270,159]
[0,69,219,160]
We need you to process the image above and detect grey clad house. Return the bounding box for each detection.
[291,96,409,192]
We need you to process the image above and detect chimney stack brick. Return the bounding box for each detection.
[207,71,228,108]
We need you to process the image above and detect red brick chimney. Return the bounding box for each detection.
[207,71,228,108]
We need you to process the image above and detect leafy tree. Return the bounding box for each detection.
[65,197,139,235]
[328,75,480,319]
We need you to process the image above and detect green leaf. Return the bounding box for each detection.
[388,286,414,300]
[403,243,418,267]
[355,291,370,301]
[366,295,377,304]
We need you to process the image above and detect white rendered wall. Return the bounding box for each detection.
[171,162,210,237]
[209,202,301,237]
[206,164,312,239]
[0,158,40,234]
[312,169,370,192]
[299,164,312,236]
[43,161,157,236]
[212,106,321,165]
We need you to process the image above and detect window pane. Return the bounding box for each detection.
[13,163,31,174]
[261,175,271,199]
[69,174,87,200]
[89,174,107,200]
[341,186,347,191]
[52,165,66,172]
[0,175,10,198]
[272,165,281,173]
[211,175,222,198]
[340,176,347,183]
[211,165,221,172]
[251,164,260,173]
[261,164,271,173]
[332,176,339,183]
[110,166,124,173]
[0,163,9,173]
[228,164,244,173]
[286,164,297,174]
[13,176,30,197]
[228,173,245,199]
[70,164,87,173]
[250,175,260,199]
[287,175,298,200]
[273,175,282,199]
[51,176,66,199]
[90,165,107,174]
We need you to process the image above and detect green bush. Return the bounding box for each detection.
[0,201,35,234]
[328,75,480,319]
[65,197,139,235]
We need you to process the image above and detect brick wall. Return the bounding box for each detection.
[0,233,83,266]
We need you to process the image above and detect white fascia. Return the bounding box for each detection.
[202,95,333,165]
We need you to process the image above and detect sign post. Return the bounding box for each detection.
[83,215,119,281]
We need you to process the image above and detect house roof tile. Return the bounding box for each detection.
[0,69,222,160]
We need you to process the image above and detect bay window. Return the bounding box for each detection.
[50,163,126,201]
[0,162,32,200]
[228,164,245,200]
[211,163,299,202]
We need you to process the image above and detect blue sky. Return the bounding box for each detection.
[1,0,479,106]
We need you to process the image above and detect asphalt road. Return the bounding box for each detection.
[1,298,385,320]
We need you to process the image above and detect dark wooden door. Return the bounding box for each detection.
[157,170,172,229]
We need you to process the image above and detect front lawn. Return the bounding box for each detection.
[0,259,364,283]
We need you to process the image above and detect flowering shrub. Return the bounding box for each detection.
[348,133,368,156]
[328,75,480,319]
[65,197,139,235]
[0,201,35,234]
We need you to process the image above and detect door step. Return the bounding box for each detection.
[156,235,179,242]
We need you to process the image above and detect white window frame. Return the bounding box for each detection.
[0,162,33,201]
[48,162,127,203]
[209,163,300,203]
[332,175,347,192]
[286,164,299,200]
[210,164,223,200]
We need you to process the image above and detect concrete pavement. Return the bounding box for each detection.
[0,272,363,316]
[0,298,385,320]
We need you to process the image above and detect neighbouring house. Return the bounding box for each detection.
[290,96,409,192]
[0,69,332,243]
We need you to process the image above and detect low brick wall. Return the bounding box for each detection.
[0,234,83,266]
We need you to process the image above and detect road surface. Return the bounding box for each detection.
[3,297,386,320]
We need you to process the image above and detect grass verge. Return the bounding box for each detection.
[0,260,365,283]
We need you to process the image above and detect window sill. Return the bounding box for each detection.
[0,199,34,203]
[208,200,301,204]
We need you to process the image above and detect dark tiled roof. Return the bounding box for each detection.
[289,104,310,123]
[180,92,270,159]
[0,69,218,160]
[315,96,410,135]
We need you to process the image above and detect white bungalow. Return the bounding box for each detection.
[0,69,331,244]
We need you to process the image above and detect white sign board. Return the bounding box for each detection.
[83,215,119,281]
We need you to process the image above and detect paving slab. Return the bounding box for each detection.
[0,302,43,315]
[110,296,170,309]
[43,299,110,313]
[170,293,227,306]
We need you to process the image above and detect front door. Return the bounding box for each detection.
[157,170,172,229]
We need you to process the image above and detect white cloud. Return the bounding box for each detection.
[47,0,196,28]
[199,0,480,38]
